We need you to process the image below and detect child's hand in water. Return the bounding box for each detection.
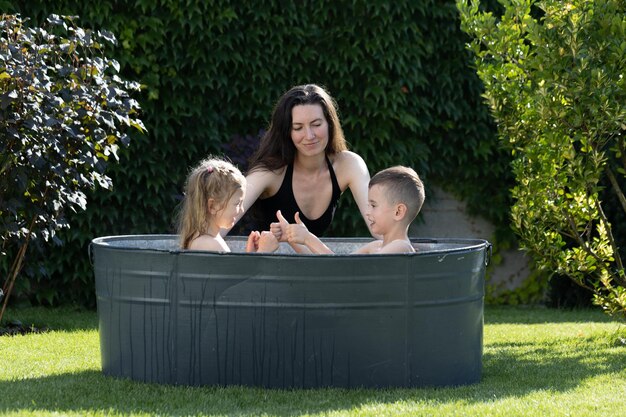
[246,231,261,252]
[270,210,289,242]
[285,212,310,245]
[257,231,278,252]
[247,230,278,252]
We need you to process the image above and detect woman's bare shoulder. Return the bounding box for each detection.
[331,150,367,173]
[331,151,369,188]
[332,150,365,164]
[246,166,287,199]
[247,164,287,176]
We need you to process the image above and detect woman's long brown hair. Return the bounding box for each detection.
[248,84,348,173]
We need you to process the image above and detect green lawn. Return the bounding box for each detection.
[1,306,625,416]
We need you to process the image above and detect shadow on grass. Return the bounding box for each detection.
[1,336,625,416]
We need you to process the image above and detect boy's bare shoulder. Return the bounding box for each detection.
[353,239,414,254]
[353,240,382,254]
[377,239,415,254]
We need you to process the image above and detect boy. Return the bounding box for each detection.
[276,166,425,254]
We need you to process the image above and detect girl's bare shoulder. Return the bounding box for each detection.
[188,235,230,252]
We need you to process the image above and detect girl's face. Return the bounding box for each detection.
[290,104,329,157]
[214,187,245,230]
[365,184,396,235]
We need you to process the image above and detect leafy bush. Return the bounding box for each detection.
[0,14,144,319]
[459,0,626,318]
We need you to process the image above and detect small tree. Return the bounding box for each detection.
[0,14,145,322]
[458,0,626,317]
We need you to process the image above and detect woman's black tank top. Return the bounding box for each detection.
[251,156,341,236]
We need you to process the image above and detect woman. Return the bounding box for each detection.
[225,84,373,240]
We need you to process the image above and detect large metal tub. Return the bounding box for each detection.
[91,235,489,388]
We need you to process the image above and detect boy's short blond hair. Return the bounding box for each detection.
[369,166,425,222]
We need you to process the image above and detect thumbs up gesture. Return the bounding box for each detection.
[285,211,310,245]
[270,210,289,242]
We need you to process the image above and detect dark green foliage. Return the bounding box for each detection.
[2,1,508,307]
[0,14,144,312]
[460,0,626,317]
[0,14,143,243]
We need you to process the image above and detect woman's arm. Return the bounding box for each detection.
[220,168,276,236]
[335,151,381,239]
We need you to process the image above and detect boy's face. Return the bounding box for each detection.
[366,184,396,236]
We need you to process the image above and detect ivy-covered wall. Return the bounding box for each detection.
[1,0,512,306]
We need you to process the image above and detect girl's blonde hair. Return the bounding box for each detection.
[177,157,245,249]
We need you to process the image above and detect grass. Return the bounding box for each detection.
[1,306,625,416]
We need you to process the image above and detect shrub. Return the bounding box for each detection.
[0,14,144,320]
[459,0,626,318]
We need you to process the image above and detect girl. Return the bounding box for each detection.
[178,157,277,252]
